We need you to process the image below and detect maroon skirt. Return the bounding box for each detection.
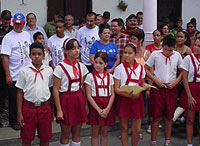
[87,96,115,126]
[57,90,88,126]
[115,94,145,119]
[179,82,200,111]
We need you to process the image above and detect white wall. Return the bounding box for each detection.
[182,0,200,30]
[93,0,143,23]
[1,0,47,27]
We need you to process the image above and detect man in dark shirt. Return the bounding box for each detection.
[0,10,13,128]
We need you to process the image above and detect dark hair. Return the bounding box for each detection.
[124,44,137,54]
[176,30,191,47]
[99,24,110,34]
[94,52,109,64]
[162,34,176,47]
[187,20,196,29]
[78,17,86,24]
[126,14,137,21]
[111,18,122,26]
[118,18,125,30]
[55,20,66,27]
[63,38,81,50]
[129,28,145,43]
[87,12,97,20]
[103,11,110,19]
[26,12,36,20]
[33,32,43,41]
[30,42,44,54]
[153,29,163,36]
[54,10,64,19]
[136,11,143,17]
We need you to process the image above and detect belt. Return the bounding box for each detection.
[24,99,49,107]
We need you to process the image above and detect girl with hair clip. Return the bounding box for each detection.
[85,51,115,146]
[114,43,148,146]
[179,37,200,146]
[53,38,88,146]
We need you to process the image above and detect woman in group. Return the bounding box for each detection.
[114,43,147,146]
[161,24,169,39]
[90,24,120,74]
[146,29,163,53]
[187,19,198,46]
[53,38,88,146]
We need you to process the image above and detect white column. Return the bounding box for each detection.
[143,0,157,47]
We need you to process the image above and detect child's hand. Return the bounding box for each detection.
[100,108,109,118]
[165,80,178,89]
[57,110,64,121]
[188,96,196,109]
[128,90,139,99]
[154,78,165,88]
[44,46,52,54]
[17,114,24,128]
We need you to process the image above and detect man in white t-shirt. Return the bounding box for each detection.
[76,12,100,72]
[1,13,31,130]
[48,20,69,68]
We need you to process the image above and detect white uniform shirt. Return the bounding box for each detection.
[43,50,52,66]
[113,63,146,87]
[53,61,88,92]
[85,73,114,97]
[146,49,182,83]
[15,63,53,102]
[0,30,31,81]
[75,26,100,65]
[48,34,69,67]
[181,53,200,82]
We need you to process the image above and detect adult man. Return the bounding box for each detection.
[0,10,13,128]
[76,12,100,72]
[1,13,31,130]
[24,12,48,45]
[103,11,110,25]
[95,14,104,26]
[136,11,143,29]
[171,17,184,36]
[48,20,69,68]
[64,14,77,37]
[43,11,64,38]
[110,18,129,59]
[123,14,138,35]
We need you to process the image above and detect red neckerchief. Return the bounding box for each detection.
[29,67,44,83]
[193,53,200,71]
[64,58,79,79]
[93,70,107,94]
[123,60,139,79]
[161,52,173,64]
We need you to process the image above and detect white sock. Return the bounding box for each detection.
[60,143,69,146]
[173,107,184,122]
[187,144,192,146]
[72,141,80,146]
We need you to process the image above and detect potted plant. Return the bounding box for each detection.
[117,0,128,11]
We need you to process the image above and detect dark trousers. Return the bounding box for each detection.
[7,81,17,124]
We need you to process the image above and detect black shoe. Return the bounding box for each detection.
[10,123,20,130]
[0,122,3,128]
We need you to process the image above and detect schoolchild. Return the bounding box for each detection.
[145,34,183,146]
[53,38,88,146]
[114,43,147,146]
[179,38,200,146]
[16,42,53,146]
[33,32,53,67]
[85,52,115,146]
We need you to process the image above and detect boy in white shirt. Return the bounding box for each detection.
[145,35,183,146]
[16,42,53,146]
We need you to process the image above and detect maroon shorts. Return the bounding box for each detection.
[148,87,178,120]
[179,82,200,111]
[87,96,115,126]
[57,90,88,126]
[20,102,53,143]
[116,94,145,119]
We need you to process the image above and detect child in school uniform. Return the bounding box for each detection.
[85,52,115,146]
[53,38,88,146]
[114,43,147,146]
[16,42,53,146]
[33,32,54,68]
[145,34,183,146]
[179,38,200,146]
